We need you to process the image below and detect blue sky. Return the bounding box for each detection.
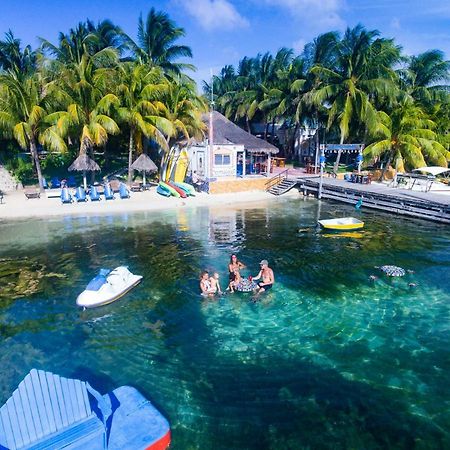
[0,0,448,87]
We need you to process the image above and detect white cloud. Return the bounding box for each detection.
[262,0,345,30]
[180,0,249,31]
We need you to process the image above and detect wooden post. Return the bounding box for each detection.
[318,147,325,199]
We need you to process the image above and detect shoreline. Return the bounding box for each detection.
[0,189,300,221]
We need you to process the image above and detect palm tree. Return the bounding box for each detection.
[40,20,123,65]
[0,73,66,191]
[160,76,206,148]
[364,101,449,176]
[123,8,194,74]
[308,25,400,170]
[0,31,36,78]
[400,50,450,106]
[49,52,120,163]
[114,63,172,183]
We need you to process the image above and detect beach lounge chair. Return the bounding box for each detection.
[74,186,87,202]
[24,188,40,199]
[119,182,130,199]
[109,179,121,192]
[104,183,115,200]
[51,177,61,188]
[0,368,171,450]
[89,185,101,201]
[130,182,142,192]
[61,187,72,203]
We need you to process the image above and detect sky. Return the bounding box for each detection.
[0,0,449,88]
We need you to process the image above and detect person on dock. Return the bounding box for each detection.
[253,259,274,292]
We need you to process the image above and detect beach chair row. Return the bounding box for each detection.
[61,183,130,203]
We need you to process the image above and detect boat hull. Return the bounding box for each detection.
[157,184,171,197]
[165,181,187,198]
[318,217,364,230]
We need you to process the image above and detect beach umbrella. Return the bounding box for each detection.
[68,154,100,190]
[130,154,157,186]
[378,265,406,277]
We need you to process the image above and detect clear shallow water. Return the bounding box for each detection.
[1,198,450,449]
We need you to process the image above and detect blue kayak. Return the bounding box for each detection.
[157,184,171,197]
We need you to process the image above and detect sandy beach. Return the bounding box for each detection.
[0,188,296,220]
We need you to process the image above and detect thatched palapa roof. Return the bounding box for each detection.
[201,111,279,155]
[130,154,158,172]
[68,154,100,172]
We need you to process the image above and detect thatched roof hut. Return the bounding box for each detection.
[68,154,100,172]
[130,154,157,173]
[68,154,100,189]
[201,111,279,154]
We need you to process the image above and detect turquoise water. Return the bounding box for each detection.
[1,198,450,449]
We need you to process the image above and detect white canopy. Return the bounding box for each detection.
[413,166,450,176]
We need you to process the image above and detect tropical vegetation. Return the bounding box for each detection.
[206,26,450,173]
[0,9,205,188]
[0,9,448,187]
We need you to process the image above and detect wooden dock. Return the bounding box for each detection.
[295,176,450,224]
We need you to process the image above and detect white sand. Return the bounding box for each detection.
[0,189,299,220]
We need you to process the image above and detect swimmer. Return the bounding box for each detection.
[200,271,214,295]
[209,272,223,294]
[253,259,274,293]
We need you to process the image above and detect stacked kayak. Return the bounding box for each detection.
[174,181,196,196]
[157,181,196,197]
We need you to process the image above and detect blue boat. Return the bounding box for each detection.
[0,368,171,450]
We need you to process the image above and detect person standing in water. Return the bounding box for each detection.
[253,259,274,292]
[200,271,213,295]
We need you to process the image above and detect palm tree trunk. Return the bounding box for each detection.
[334,134,345,172]
[379,153,393,182]
[128,132,134,184]
[246,117,251,133]
[29,137,45,193]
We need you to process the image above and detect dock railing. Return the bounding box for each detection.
[265,169,289,191]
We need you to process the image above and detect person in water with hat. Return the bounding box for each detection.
[253,259,274,292]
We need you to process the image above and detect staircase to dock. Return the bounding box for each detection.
[0,165,18,192]
[266,169,298,195]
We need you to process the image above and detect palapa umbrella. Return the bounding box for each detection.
[68,154,100,190]
[130,154,157,186]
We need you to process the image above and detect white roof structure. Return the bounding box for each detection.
[413,166,450,176]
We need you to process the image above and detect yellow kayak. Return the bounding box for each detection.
[318,217,364,230]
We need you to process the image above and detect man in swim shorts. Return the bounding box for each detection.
[253,259,274,292]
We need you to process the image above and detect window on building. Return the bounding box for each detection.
[214,154,231,165]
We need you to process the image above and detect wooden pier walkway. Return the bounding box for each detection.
[294,176,450,224]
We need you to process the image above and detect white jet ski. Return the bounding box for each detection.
[76,266,143,308]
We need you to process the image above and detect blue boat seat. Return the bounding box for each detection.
[0,369,110,450]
